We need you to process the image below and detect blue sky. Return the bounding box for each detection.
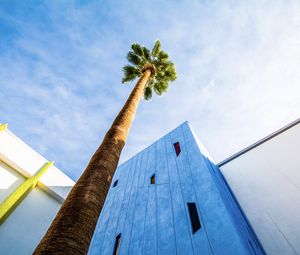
[1,0,300,180]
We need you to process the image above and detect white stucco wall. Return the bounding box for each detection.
[0,188,61,255]
[0,128,46,177]
[0,125,75,254]
[0,161,25,204]
[220,122,300,254]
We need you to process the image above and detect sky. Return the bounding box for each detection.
[1,0,300,181]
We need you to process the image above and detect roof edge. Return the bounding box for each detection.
[186,122,216,163]
[217,117,300,167]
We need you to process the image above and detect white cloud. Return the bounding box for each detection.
[1,0,300,179]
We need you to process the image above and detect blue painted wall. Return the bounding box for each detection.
[89,122,264,255]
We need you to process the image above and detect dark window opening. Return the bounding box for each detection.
[150,174,155,184]
[113,180,118,187]
[113,233,121,255]
[174,142,181,156]
[187,203,201,234]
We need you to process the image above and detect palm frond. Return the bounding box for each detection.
[154,81,168,95]
[127,51,143,66]
[159,60,173,68]
[131,43,144,57]
[164,68,177,81]
[147,79,155,88]
[158,51,169,61]
[144,86,152,100]
[160,81,169,91]
[123,40,177,99]
[142,47,151,61]
[156,71,165,80]
[153,58,170,69]
[122,65,140,83]
[152,40,161,57]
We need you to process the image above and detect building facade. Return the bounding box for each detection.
[0,124,74,255]
[1,118,300,254]
[89,122,264,255]
[219,118,300,254]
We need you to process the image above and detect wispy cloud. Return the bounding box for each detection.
[1,0,300,179]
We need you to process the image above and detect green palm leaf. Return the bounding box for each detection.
[122,65,140,83]
[154,81,168,95]
[127,51,143,66]
[122,40,177,100]
[131,43,144,57]
[142,47,150,61]
[152,40,161,57]
[144,86,152,100]
[158,51,168,61]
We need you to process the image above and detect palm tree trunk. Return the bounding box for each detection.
[34,69,152,255]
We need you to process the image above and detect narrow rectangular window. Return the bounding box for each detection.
[150,174,155,184]
[173,142,181,156]
[187,203,201,234]
[113,233,121,255]
[113,180,118,187]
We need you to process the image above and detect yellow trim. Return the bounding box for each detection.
[0,124,8,132]
[0,161,54,224]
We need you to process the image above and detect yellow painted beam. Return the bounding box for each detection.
[0,161,54,224]
[0,124,8,132]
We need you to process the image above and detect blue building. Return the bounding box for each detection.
[89,122,264,255]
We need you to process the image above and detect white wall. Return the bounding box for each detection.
[0,126,75,254]
[0,188,61,255]
[0,129,47,177]
[220,122,300,254]
[0,161,25,204]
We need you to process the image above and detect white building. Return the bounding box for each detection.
[0,124,75,255]
[218,118,300,254]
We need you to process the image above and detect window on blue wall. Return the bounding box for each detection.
[174,142,181,156]
[187,202,201,234]
[113,233,121,255]
[150,174,155,184]
[113,180,118,187]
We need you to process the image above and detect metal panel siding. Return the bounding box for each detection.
[165,134,194,254]
[137,148,149,187]
[155,138,169,185]
[142,186,157,255]
[169,129,200,255]
[115,158,136,236]
[129,186,148,254]
[89,122,264,254]
[156,184,176,254]
[183,125,245,254]
[118,152,143,255]
[143,143,156,187]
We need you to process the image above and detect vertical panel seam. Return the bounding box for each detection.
[168,132,195,255]
[140,148,150,254]
[181,125,215,254]
[119,155,139,253]
[114,159,134,236]
[127,152,144,253]
[164,137,178,255]
[99,186,118,254]
[141,185,150,254]
[99,162,132,254]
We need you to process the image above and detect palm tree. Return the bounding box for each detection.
[34,40,177,254]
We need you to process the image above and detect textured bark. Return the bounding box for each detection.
[34,69,152,255]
